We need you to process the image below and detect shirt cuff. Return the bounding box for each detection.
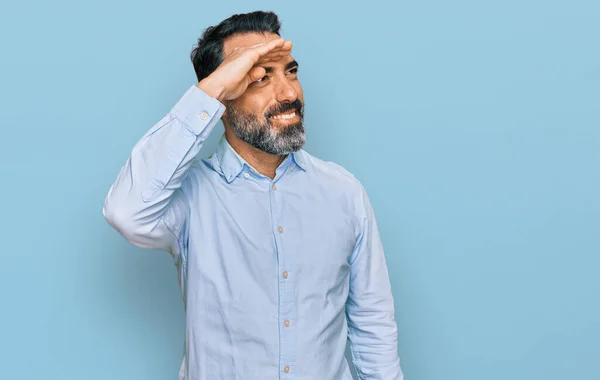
[170,85,226,136]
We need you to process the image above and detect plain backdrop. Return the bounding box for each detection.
[1,1,598,379]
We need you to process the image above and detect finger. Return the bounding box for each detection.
[252,38,287,56]
[255,55,291,66]
[256,44,293,63]
[239,39,291,64]
[262,41,292,55]
[262,47,293,60]
[236,40,291,56]
[257,50,291,60]
[256,54,293,66]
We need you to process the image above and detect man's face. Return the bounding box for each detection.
[222,32,305,155]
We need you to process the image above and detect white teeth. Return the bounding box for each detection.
[270,111,296,120]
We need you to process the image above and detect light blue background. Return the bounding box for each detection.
[1,0,598,379]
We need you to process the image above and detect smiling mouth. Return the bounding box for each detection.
[269,111,297,121]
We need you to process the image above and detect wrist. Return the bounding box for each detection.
[197,77,225,103]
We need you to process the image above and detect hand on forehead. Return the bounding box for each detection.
[224,32,294,64]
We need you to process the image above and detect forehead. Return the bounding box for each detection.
[222,32,292,62]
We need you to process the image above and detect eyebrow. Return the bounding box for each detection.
[263,60,299,74]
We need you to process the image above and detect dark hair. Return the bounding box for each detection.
[190,11,281,82]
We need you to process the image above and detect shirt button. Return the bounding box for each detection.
[284,365,290,373]
[272,184,277,191]
[289,166,295,171]
[282,271,288,279]
[200,111,209,120]
[243,173,250,179]
[278,226,284,233]
[284,320,291,327]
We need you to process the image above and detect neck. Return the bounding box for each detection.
[224,128,286,180]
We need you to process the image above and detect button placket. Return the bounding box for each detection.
[270,175,296,374]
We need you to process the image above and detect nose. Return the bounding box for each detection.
[274,76,298,104]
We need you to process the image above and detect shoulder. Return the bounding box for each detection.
[299,149,368,199]
[178,156,217,195]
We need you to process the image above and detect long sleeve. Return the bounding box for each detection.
[346,185,404,380]
[102,85,225,256]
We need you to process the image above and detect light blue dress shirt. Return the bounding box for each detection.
[103,85,403,380]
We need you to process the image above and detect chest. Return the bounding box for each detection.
[185,173,359,297]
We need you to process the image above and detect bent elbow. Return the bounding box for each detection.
[103,198,126,232]
[102,195,154,249]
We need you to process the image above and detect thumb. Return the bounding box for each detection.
[247,66,266,83]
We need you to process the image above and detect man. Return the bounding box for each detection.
[103,10,403,380]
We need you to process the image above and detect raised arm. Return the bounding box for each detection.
[102,86,224,255]
[103,37,294,256]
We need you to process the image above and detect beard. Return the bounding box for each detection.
[225,98,305,155]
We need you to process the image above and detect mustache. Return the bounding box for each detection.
[265,99,303,119]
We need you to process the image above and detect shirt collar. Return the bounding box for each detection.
[215,134,308,183]
[292,147,308,172]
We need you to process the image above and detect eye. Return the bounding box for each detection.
[287,68,298,75]
[254,75,270,85]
